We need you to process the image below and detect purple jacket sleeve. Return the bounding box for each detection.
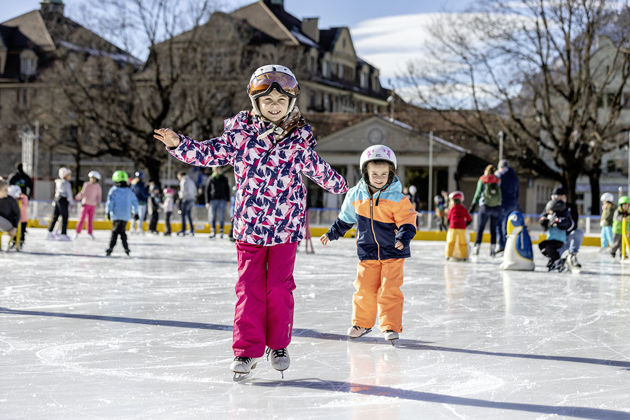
[167,132,235,167]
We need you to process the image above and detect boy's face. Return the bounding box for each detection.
[0,186,7,198]
[622,203,629,211]
[257,89,290,123]
[366,161,391,190]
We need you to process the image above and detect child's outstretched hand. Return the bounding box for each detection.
[153,128,180,148]
[320,234,329,246]
[395,240,404,250]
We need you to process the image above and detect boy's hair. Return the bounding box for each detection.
[453,198,461,205]
[115,181,128,187]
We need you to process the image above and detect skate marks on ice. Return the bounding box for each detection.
[3,307,630,370]
[250,378,630,419]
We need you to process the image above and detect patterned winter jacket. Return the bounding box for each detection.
[167,111,348,245]
[325,177,417,261]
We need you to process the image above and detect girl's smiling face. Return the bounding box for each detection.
[366,161,391,190]
[257,89,290,123]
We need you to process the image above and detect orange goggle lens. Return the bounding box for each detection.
[248,72,299,98]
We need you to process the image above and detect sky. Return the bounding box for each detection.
[0,0,472,89]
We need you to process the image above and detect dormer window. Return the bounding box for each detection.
[20,50,38,77]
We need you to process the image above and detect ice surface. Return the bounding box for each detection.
[2,229,630,419]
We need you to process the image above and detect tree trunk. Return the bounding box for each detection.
[588,172,601,215]
[562,169,580,205]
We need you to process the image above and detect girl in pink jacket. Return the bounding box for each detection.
[154,64,348,379]
[75,170,102,239]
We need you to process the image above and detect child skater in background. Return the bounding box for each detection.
[47,167,72,241]
[105,170,138,257]
[538,198,573,271]
[320,145,416,344]
[445,191,472,261]
[153,64,348,378]
[610,196,630,259]
[75,170,102,239]
[600,193,614,252]
[162,187,175,236]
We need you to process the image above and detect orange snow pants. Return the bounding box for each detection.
[353,258,405,333]
[445,228,468,259]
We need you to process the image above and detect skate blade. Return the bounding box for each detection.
[232,362,257,382]
[387,338,398,347]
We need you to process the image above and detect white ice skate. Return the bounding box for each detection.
[562,250,582,273]
[230,356,258,381]
[46,232,57,240]
[473,243,480,256]
[383,330,399,345]
[347,325,372,338]
[57,234,71,241]
[267,347,290,378]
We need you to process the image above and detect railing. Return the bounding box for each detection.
[24,201,607,235]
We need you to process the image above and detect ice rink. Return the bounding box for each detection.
[2,228,630,419]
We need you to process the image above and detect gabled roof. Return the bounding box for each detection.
[231,1,298,45]
[1,10,55,51]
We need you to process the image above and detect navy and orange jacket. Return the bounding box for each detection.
[447,204,471,229]
[326,177,417,260]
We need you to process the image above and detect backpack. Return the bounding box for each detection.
[483,181,502,207]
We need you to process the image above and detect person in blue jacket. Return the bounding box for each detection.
[106,170,139,256]
[495,160,520,254]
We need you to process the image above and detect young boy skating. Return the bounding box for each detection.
[105,170,139,256]
[320,145,416,343]
[445,191,472,261]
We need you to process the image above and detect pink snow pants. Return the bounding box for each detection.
[233,241,297,358]
[76,204,96,235]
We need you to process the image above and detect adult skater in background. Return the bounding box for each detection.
[9,162,33,198]
[552,186,583,271]
[154,64,348,378]
[0,180,19,241]
[130,171,149,234]
[177,171,196,236]
[495,160,520,255]
[469,164,502,256]
[600,193,614,251]
[205,166,230,238]
[320,145,416,344]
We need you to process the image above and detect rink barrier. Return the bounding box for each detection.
[22,202,604,246]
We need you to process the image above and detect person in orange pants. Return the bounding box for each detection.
[321,145,416,342]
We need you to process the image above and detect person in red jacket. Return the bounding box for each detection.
[446,191,472,261]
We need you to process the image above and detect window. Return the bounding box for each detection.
[19,50,37,76]
[360,72,367,88]
[322,60,329,77]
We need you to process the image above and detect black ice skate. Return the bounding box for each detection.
[266,347,290,378]
[230,356,258,381]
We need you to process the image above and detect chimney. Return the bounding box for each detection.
[302,17,319,43]
[40,0,65,17]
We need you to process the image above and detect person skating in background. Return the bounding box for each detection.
[320,145,416,343]
[130,171,149,234]
[47,167,73,241]
[7,185,28,249]
[495,160,520,255]
[610,196,630,259]
[552,187,583,270]
[177,171,197,236]
[105,171,138,257]
[205,166,230,238]
[434,191,447,231]
[162,188,175,236]
[148,182,161,234]
[538,198,573,271]
[9,162,33,198]
[74,170,102,239]
[469,164,502,256]
[154,64,348,378]
[600,192,614,252]
[445,191,472,261]
[0,181,20,244]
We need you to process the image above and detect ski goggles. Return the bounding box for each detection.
[247,71,300,99]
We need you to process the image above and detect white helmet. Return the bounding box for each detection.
[247,64,300,118]
[58,167,71,179]
[600,192,614,203]
[88,170,101,180]
[409,185,417,195]
[8,185,22,199]
[360,145,397,172]
[449,191,464,201]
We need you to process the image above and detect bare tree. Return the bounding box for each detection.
[403,0,630,212]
